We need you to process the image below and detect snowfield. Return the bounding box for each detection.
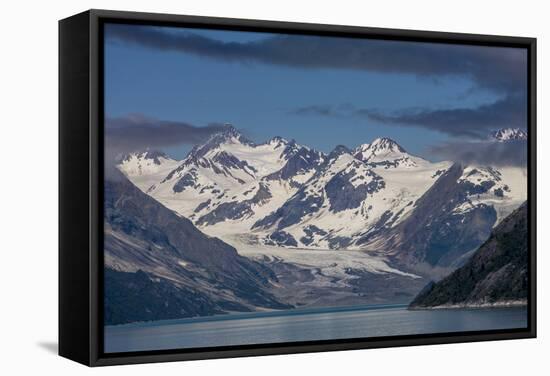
[118,125,528,269]
[216,233,420,282]
[456,165,527,224]
[117,150,180,192]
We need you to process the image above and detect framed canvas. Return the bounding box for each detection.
[59,9,537,366]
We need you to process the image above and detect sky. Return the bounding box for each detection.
[103,23,528,164]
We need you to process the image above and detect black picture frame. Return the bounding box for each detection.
[59,9,537,367]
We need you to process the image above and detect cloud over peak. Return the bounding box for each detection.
[106,24,526,93]
[105,114,228,155]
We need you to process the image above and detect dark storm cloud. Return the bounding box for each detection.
[429,139,527,167]
[290,104,336,116]
[105,24,526,93]
[105,114,227,153]
[104,114,227,180]
[288,104,353,117]
[105,24,528,158]
[362,94,527,139]
[291,94,527,139]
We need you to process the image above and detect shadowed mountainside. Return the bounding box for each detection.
[104,171,290,325]
[409,201,528,309]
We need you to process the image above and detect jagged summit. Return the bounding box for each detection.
[186,124,254,160]
[492,128,527,142]
[265,136,298,153]
[219,123,240,136]
[120,125,526,264]
[369,137,406,153]
[117,148,179,186]
[328,145,352,160]
[208,124,255,146]
[353,137,409,164]
[118,149,172,165]
[357,137,406,155]
[268,135,289,145]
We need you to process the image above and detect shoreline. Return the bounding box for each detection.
[408,299,528,311]
[106,302,409,329]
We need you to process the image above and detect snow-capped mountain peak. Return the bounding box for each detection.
[208,124,253,146]
[118,149,176,172]
[215,124,247,141]
[491,128,527,142]
[118,127,526,263]
[354,137,406,160]
[368,137,406,154]
[117,149,180,191]
[184,124,252,160]
[119,149,169,165]
[142,127,324,223]
[268,135,290,147]
[353,137,419,168]
[328,145,352,160]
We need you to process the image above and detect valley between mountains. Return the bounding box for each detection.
[105,126,527,324]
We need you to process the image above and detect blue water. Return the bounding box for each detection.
[104,304,527,353]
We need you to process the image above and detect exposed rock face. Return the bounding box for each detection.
[409,201,528,308]
[353,137,421,169]
[187,125,255,160]
[265,231,298,247]
[265,146,324,185]
[211,151,257,175]
[172,170,198,193]
[196,183,272,226]
[300,225,328,246]
[104,172,290,324]
[380,163,498,267]
[325,169,385,212]
[252,148,386,239]
[327,145,353,160]
[252,189,324,230]
[354,137,405,161]
[104,268,221,325]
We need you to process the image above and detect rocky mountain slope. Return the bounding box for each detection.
[117,149,180,192]
[409,201,528,309]
[362,163,502,268]
[118,125,527,270]
[104,171,289,324]
[492,127,528,142]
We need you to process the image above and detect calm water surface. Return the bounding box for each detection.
[104,304,527,353]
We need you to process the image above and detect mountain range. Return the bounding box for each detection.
[119,126,527,271]
[106,125,529,323]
